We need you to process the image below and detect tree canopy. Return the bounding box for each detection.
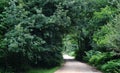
[0,0,120,73]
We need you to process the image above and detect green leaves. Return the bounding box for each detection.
[0,49,5,58]
[92,5,116,25]
[0,0,65,70]
[101,59,120,73]
[92,14,120,52]
[0,0,8,13]
[0,0,120,72]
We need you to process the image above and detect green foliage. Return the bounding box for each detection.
[0,0,9,13]
[89,52,115,66]
[92,24,113,50]
[63,33,78,56]
[2,24,44,58]
[83,50,101,62]
[101,59,120,73]
[70,0,118,61]
[27,67,60,73]
[83,50,120,73]
[91,5,116,27]
[92,14,120,52]
[1,1,28,29]
[89,13,120,73]
[0,0,66,71]
[0,0,120,73]
[0,24,46,71]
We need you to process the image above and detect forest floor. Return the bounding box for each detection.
[55,55,102,73]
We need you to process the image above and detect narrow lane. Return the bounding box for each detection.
[55,55,102,73]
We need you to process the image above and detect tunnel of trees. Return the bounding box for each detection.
[0,0,120,73]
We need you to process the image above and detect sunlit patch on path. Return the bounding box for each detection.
[55,54,102,73]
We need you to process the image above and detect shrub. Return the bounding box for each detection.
[101,59,120,73]
[0,24,63,71]
[89,51,116,67]
[0,0,65,71]
[83,50,101,62]
[92,14,120,52]
[0,24,45,70]
[0,0,8,13]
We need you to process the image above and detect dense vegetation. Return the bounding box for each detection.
[0,0,120,73]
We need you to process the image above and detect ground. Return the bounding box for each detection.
[55,55,102,73]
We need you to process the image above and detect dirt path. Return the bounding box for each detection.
[55,55,102,73]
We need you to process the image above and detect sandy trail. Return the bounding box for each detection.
[55,55,102,73]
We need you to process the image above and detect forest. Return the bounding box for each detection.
[0,0,120,73]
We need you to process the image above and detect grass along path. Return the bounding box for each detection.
[26,67,60,73]
[0,66,60,73]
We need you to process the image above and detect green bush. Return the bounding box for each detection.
[83,50,101,62]
[101,59,120,73]
[37,50,63,68]
[0,0,120,72]
[89,51,116,66]
[0,0,9,13]
[0,0,65,71]
[73,0,118,61]
[0,23,63,66]
[89,52,104,66]
[92,14,120,52]
[0,24,44,70]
